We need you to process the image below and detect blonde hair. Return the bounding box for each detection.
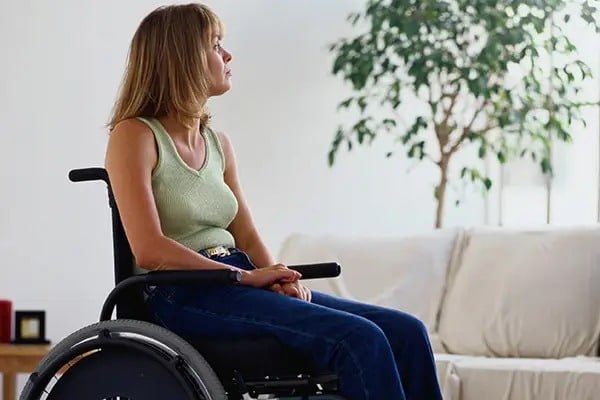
[108,3,224,131]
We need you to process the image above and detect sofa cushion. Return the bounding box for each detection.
[278,229,460,332]
[430,332,448,354]
[438,226,600,358]
[436,354,600,400]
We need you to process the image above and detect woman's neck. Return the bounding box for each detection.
[158,115,201,148]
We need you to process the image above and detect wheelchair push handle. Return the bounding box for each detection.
[69,168,110,184]
[288,262,341,280]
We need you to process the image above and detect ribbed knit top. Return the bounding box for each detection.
[137,117,238,252]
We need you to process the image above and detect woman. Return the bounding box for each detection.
[105,3,442,400]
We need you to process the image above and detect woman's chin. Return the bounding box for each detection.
[210,83,232,97]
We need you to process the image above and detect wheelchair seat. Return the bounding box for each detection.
[187,334,323,379]
[186,334,337,392]
[20,167,345,400]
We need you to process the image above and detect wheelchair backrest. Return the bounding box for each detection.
[70,168,149,320]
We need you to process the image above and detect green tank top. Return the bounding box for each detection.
[137,116,239,253]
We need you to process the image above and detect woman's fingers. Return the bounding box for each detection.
[282,284,300,297]
[270,283,284,294]
[274,268,301,282]
[272,264,301,280]
[304,286,312,302]
[241,264,302,288]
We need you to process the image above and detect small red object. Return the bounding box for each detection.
[0,299,12,343]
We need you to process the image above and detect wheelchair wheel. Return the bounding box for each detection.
[20,319,227,400]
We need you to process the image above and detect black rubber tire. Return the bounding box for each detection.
[20,319,227,400]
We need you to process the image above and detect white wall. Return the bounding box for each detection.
[0,0,598,395]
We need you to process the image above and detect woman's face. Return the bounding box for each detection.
[207,35,233,97]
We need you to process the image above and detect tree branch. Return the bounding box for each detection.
[430,74,461,163]
[441,91,460,128]
[466,98,489,132]
[446,98,494,155]
[449,121,498,155]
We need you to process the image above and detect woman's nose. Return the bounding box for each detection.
[223,48,232,63]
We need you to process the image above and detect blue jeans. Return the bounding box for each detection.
[145,249,442,400]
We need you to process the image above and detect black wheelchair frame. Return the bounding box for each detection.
[20,167,346,400]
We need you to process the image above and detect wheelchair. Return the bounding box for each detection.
[20,167,346,400]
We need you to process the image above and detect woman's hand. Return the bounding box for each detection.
[239,264,301,288]
[270,282,312,302]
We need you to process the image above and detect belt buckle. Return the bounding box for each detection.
[205,246,230,258]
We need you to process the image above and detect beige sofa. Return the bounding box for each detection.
[277,226,600,400]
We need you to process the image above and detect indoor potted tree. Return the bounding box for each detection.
[328,0,600,227]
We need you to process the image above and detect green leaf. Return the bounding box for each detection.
[497,151,506,163]
[347,12,361,25]
[332,53,346,75]
[541,157,552,174]
[483,178,492,190]
[328,149,336,166]
[358,96,368,112]
[478,146,486,158]
[406,20,419,35]
[337,97,353,110]
[519,148,527,157]
[382,118,397,128]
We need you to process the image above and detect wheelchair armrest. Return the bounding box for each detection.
[100,264,341,321]
[142,269,242,286]
[100,269,241,321]
[288,262,341,280]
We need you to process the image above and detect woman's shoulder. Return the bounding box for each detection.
[109,118,159,149]
[111,117,155,137]
[209,128,235,167]
[212,129,232,151]
[106,118,159,166]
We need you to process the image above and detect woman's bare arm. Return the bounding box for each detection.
[217,131,276,268]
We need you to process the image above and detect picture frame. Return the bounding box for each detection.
[12,310,50,344]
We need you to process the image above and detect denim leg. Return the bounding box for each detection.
[146,259,405,399]
[311,292,443,400]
